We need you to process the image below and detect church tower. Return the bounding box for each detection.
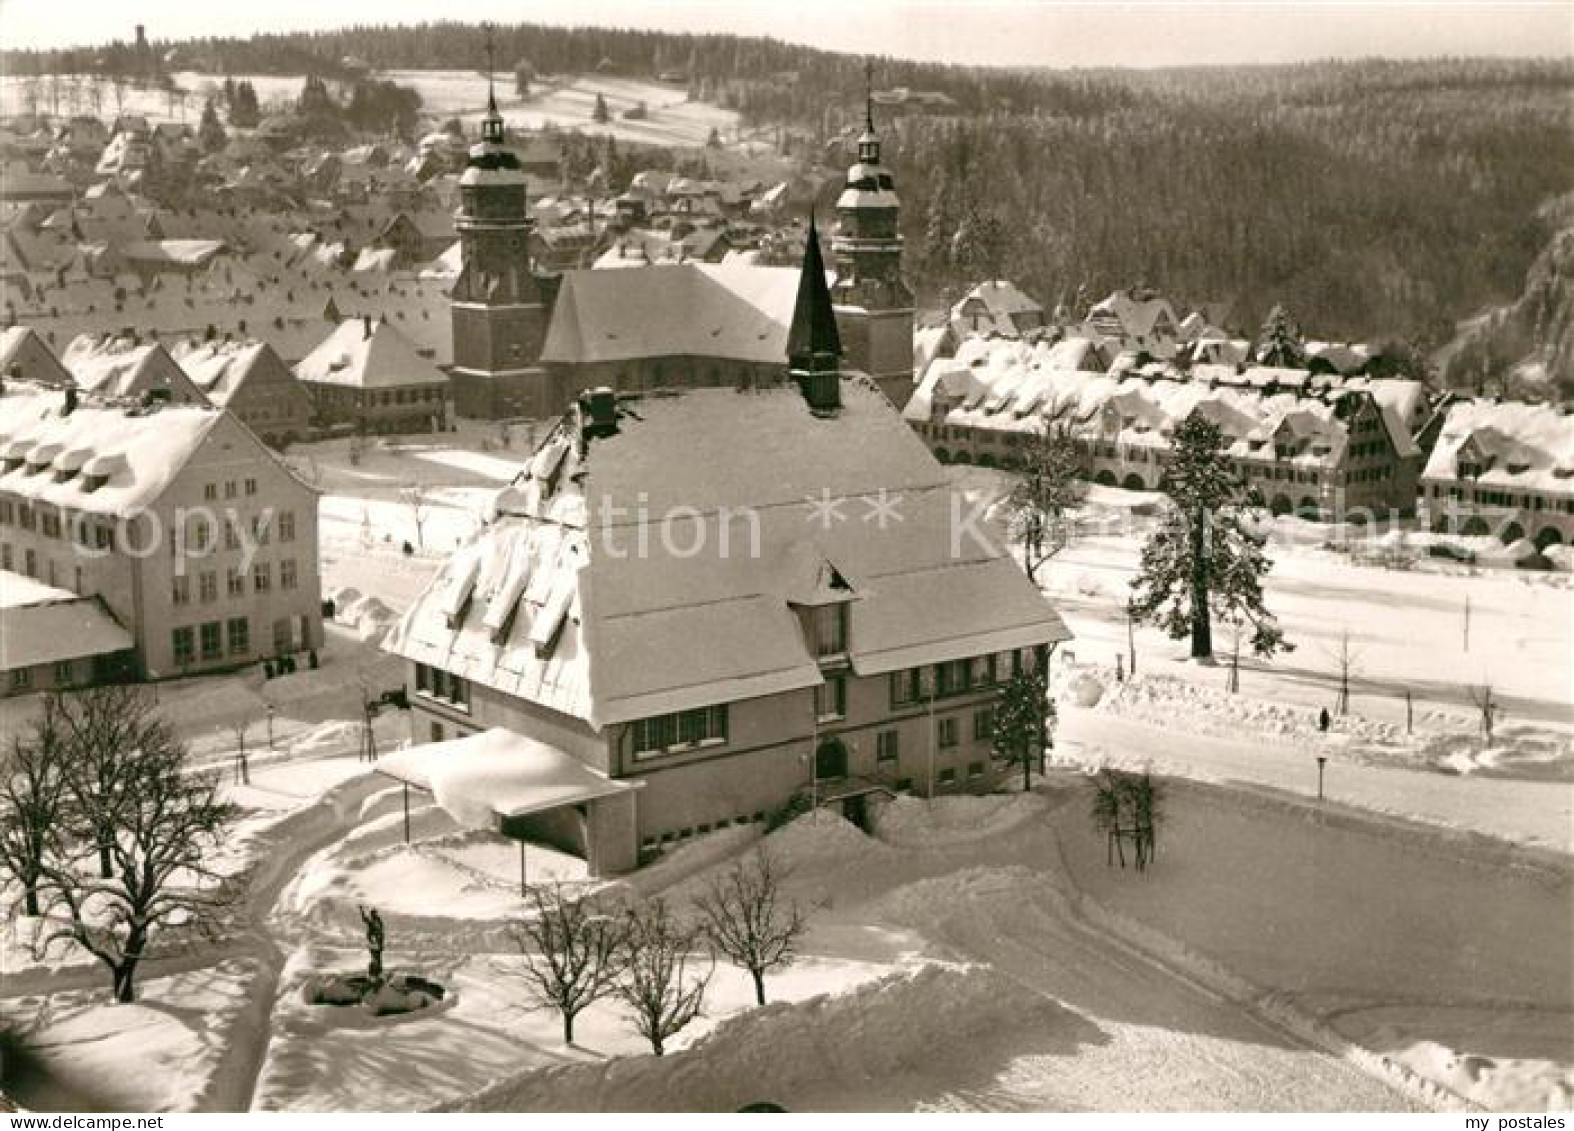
[450,41,551,420]
[831,64,915,409]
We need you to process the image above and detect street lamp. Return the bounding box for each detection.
[266,704,276,750]
[1316,755,1327,801]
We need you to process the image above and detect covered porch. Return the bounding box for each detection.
[376,727,642,879]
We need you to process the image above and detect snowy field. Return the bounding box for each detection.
[0,70,741,149]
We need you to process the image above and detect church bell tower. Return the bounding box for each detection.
[831,61,915,409]
[450,29,551,420]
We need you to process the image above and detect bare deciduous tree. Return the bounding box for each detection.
[616,898,711,1056]
[1327,628,1362,715]
[0,697,70,917]
[1468,681,1502,749]
[693,851,806,1006]
[57,686,147,879]
[513,883,626,1044]
[400,486,429,550]
[1005,424,1085,585]
[37,689,238,1003]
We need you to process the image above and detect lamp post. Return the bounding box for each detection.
[1316,755,1327,801]
[266,704,275,750]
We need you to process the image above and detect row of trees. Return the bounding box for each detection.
[515,850,805,1053]
[0,688,237,1003]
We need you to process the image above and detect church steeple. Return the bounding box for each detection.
[789,216,842,412]
[480,24,506,148]
[858,57,880,165]
[830,59,914,409]
[450,22,549,421]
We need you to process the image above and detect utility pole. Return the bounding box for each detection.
[1463,594,1471,652]
[1316,755,1327,802]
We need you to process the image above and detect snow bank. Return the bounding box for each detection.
[446,962,1082,1113]
[873,792,1051,849]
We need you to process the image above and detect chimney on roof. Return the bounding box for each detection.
[579,386,619,442]
[63,385,78,416]
[362,314,373,339]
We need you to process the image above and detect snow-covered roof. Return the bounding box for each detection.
[540,263,804,367]
[1421,399,1574,494]
[0,382,225,516]
[376,727,639,828]
[167,338,293,408]
[0,326,72,387]
[295,317,449,390]
[949,280,1047,341]
[60,334,205,402]
[387,381,1069,727]
[0,581,133,671]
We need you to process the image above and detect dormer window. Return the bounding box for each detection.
[806,602,848,658]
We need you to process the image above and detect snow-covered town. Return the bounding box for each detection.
[0,2,1570,1118]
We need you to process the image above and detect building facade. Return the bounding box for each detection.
[0,381,323,683]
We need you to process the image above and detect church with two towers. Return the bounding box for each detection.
[447,76,916,420]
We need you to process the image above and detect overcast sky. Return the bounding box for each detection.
[1,0,1569,68]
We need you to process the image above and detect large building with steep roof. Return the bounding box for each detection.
[0,380,322,683]
[295,315,450,434]
[385,241,1070,874]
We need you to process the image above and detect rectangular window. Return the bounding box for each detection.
[200,621,223,661]
[938,767,957,785]
[1,545,10,571]
[890,668,923,707]
[0,501,12,524]
[632,705,728,757]
[225,519,241,551]
[53,659,74,685]
[172,627,195,665]
[10,668,31,690]
[450,675,470,709]
[935,659,972,698]
[190,518,210,551]
[172,575,191,605]
[204,483,217,501]
[23,549,35,578]
[938,716,959,748]
[415,662,431,692]
[199,571,217,603]
[973,707,995,742]
[40,512,59,538]
[245,478,258,496]
[225,480,237,500]
[968,760,985,780]
[876,729,899,763]
[278,510,296,542]
[253,562,271,592]
[227,567,245,597]
[227,617,249,656]
[815,676,846,722]
[430,722,445,743]
[280,559,298,590]
[250,515,270,545]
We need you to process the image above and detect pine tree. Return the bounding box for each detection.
[990,666,1054,792]
[1256,303,1306,368]
[229,80,260,128]
[1006,424,1086,584]
[1128,414,1289,661]
[198,97,227,152]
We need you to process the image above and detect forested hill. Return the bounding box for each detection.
[8,23,1572,354]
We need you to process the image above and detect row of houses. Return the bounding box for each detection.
[906,333,1574,548]
[1,317,452,444]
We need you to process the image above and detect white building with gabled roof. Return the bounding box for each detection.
[385,242,1069,873]
[295,316,450,434]
[0,379,322,683]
